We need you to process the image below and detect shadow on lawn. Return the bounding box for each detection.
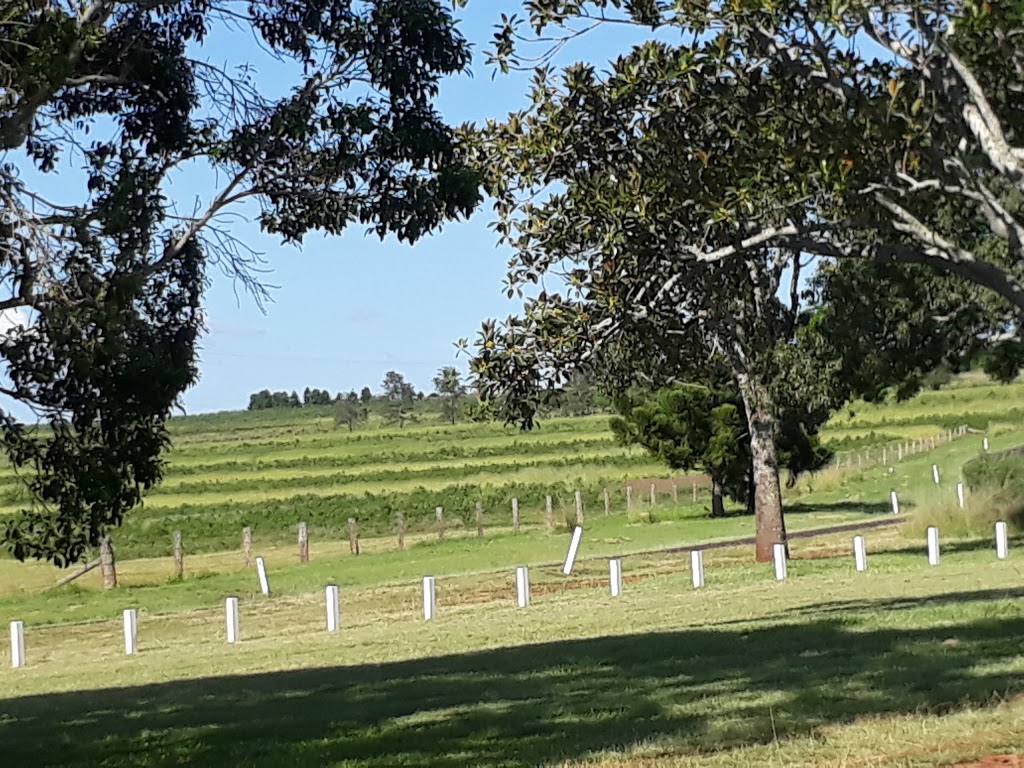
[3,596,1023,767]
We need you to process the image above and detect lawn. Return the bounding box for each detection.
[1,375,1023,765]
[1,527,1022,767]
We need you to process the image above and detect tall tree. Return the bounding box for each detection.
[463,0,1021,560]
[0,0,481,566]
[612,383,832,519]
[334,399,367,432]
[432,366,467,424]
[381,370,416,428]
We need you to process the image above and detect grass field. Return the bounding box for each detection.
[1,374,1023,766]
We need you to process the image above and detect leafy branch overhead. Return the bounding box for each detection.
[0,0,483,565]
[472,0,1024,316]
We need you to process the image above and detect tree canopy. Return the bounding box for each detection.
[0,0,481,565]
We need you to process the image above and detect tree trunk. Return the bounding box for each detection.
[737,372,787,562]
[710,477,726,518]
[99,535,117,589]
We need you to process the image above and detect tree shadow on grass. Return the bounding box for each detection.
[785,500,894,516]
[3,606,1023,766]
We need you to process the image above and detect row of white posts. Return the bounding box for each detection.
[7,521,1012,667]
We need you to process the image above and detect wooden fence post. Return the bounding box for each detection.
[692,481,698,503]
[512,498,520,533]
[545,496,553,531]
[298,521,309,563]
[671,482,678,503]
[173,531,184,579]
[436,506,445,541]
[626,485,633,511]
[242,527,252,566]
[649,483,656,506]
[100,535,117,590]
[475,501,484,538]
[574,490,584,525]
[348,517,360,555]
[603,488,611,516]
[396,512,405,550]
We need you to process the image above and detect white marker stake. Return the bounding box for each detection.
[995,521,1009,560]
[890,491,900,516]
[932,464,940,485]
[853,536,867,572]
[983,437,990,451]
[422,576,436,621]
[225,597,240,643]
[927,526,940,566]
[956,482,965,509]
[690,550,705,588]
[515,566,530,608]
[562,526,584,575]
[609,558,623,597]
[255,556,270,596]
[123,608,138,655]
[9,621,24,669]
[773,543,787,581]
[325,585,340,632]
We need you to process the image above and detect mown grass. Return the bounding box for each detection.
[1,527,1022,767]
[1,375,1023,765]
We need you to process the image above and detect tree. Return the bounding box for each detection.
[334,399,367,432]
[0,0,481,566]
[481,0,1024,316]
[360,387,373,404]
[381,370,416,428]
[463,0,1022,560]
[612,384,832,519]
[432,366,466,424]
[248,390,273,411]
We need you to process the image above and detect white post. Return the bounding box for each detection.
[422,576,436,620]
[890,491,900,515]
[123,608,138,655]
[932,464,940,485]
[325,584,340,632]
[690,550,704,588]
[927,526,940,566]
[772,543,787,581]
[515,566,530,608]
[255,556,270,596]
[983,437,990,451]
[995,521,1009,560]
[9,621,24,669]
[609,558,623,597]
[225,596,240,643]
[562,526,584,575]
[956,482,965,509]
[853,536,867,572]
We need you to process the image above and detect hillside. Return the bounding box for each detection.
[0,374,1022,561]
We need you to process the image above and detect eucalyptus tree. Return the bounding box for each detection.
[0,0,481,565]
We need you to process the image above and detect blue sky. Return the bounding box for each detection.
[184,2,670,414]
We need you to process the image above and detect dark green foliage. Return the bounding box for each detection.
[611,385,832,514]
[0,0,482,564]
[432,366,467,425]
[962,446,1024,528]
[334,400,368,432]
[382,371,418,428]
[962,447,1024,496]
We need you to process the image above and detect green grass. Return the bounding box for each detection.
[1,531,1023,767]
[2,374,1024,765]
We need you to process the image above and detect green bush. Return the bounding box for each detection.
[962,447,1024,496]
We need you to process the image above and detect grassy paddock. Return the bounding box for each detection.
[1,527,1022,767]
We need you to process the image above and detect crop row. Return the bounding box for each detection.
[102,480,650,559]
[147,453,648,498]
